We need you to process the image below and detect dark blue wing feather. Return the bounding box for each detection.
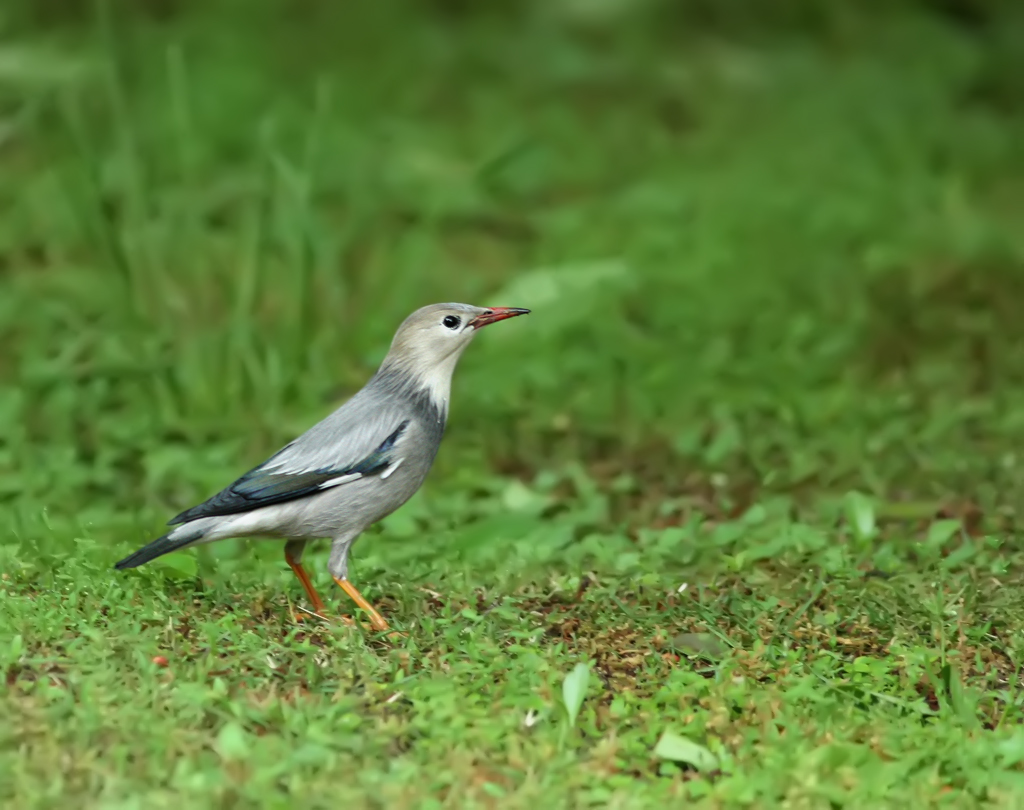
[345,424,404,475]
[168,420,409,525]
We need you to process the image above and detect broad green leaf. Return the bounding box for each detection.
[941,540,978,570]
[671,633,727,659]
[925,519,961,548]
[843,491,876,541]
[999,729,1024,766]
[501,479,547,514]
[215,722,250,761]
[9,633,24,660]
[653,729,718,771]
[561,662,591,728]
[154,552,198,580]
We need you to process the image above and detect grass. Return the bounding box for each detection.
[3,0,1024,805]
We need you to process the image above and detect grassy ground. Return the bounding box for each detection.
[4,1,1024,806]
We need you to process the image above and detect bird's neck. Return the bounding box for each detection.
[413,351,461,417]
[373,353,461,424]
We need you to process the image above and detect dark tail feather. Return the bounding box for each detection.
[114,529,202,570]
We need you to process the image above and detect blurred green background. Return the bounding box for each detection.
[4,0,1024,805]
[3,0,1024,540]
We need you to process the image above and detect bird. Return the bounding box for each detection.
[115,303,530,632]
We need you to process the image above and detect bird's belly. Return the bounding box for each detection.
[263,458,431,540]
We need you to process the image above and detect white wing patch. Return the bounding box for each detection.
[380,458,404,479]
[318,473,362,490]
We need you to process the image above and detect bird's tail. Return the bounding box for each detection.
[114,525,205,570]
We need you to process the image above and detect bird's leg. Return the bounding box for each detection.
[333,577,390,633]
[284,540,327,615]
[329,536,391,633]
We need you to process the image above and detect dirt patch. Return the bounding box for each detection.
[514,586,722,701]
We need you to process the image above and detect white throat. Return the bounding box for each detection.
[415,349,464,416]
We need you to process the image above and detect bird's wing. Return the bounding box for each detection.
[167,394,410,525]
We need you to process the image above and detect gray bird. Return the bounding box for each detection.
[115,303,530,631]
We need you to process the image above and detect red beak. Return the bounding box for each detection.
[468,307,531,329]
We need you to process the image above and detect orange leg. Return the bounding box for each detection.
[284,548,327,615]
[334,576,390,632]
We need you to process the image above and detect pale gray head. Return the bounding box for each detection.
[379,302,529,410]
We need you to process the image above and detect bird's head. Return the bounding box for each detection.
[380,303,530,409]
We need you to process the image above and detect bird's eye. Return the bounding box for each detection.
[442,315,461,330]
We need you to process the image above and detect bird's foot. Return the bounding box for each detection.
[339,614,405,641]
[290,605,404,639]
[290,605,331,624]
[333,576,393,634]
[290,608,375,633]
